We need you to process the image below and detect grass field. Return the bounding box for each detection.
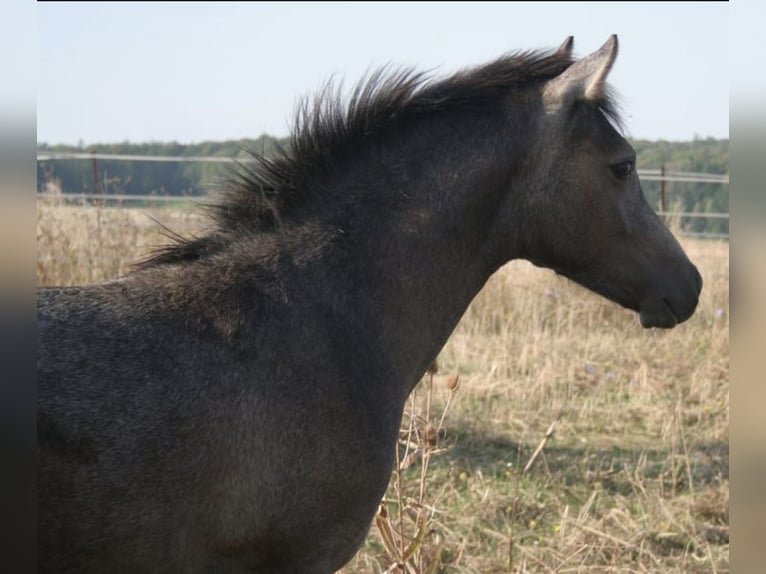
[37,200,729,573]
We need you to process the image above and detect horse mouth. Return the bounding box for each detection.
[555,268,699,330]
[639,297,680,329]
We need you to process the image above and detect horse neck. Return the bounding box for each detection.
[298,113,529,399]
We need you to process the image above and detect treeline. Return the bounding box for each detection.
[37,136,728,235]
[37,136,284,198]
[632,138,729,236]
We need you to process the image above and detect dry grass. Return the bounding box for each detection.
[36,198,207,286]
[37,200,729,573]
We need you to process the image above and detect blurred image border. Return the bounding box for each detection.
[0,2,36,572]
[10,1,761,572]
[729,1,766,571]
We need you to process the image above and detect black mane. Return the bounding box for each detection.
[138,46,620,268]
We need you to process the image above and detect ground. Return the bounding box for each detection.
[37,200,729,573]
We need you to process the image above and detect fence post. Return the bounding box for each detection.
[92,154,102,205]
[659,163,666,220]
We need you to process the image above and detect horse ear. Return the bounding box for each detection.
[543,34,618,111]
[555,36,574,58]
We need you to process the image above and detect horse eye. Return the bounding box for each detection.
[610,161,634,180]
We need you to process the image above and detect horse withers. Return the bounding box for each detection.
[37,36,701,573]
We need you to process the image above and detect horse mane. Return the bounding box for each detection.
[137,46,620,269]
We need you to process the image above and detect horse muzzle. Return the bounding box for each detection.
[638,265,703,329]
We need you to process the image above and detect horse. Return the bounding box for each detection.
[37,35,702,573]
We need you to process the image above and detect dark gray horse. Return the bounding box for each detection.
[37,36,702,573]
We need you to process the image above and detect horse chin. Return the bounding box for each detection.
[557,270,687,330]
[638,298,679,329]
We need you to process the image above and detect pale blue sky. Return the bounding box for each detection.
[37,2,730,145]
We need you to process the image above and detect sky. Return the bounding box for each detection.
[36,2,732,146]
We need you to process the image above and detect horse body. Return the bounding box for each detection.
[37,121,508,572]
[38,281,390,572]
[37,36,702,572]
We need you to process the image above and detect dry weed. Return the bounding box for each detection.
[37,202,728,573]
